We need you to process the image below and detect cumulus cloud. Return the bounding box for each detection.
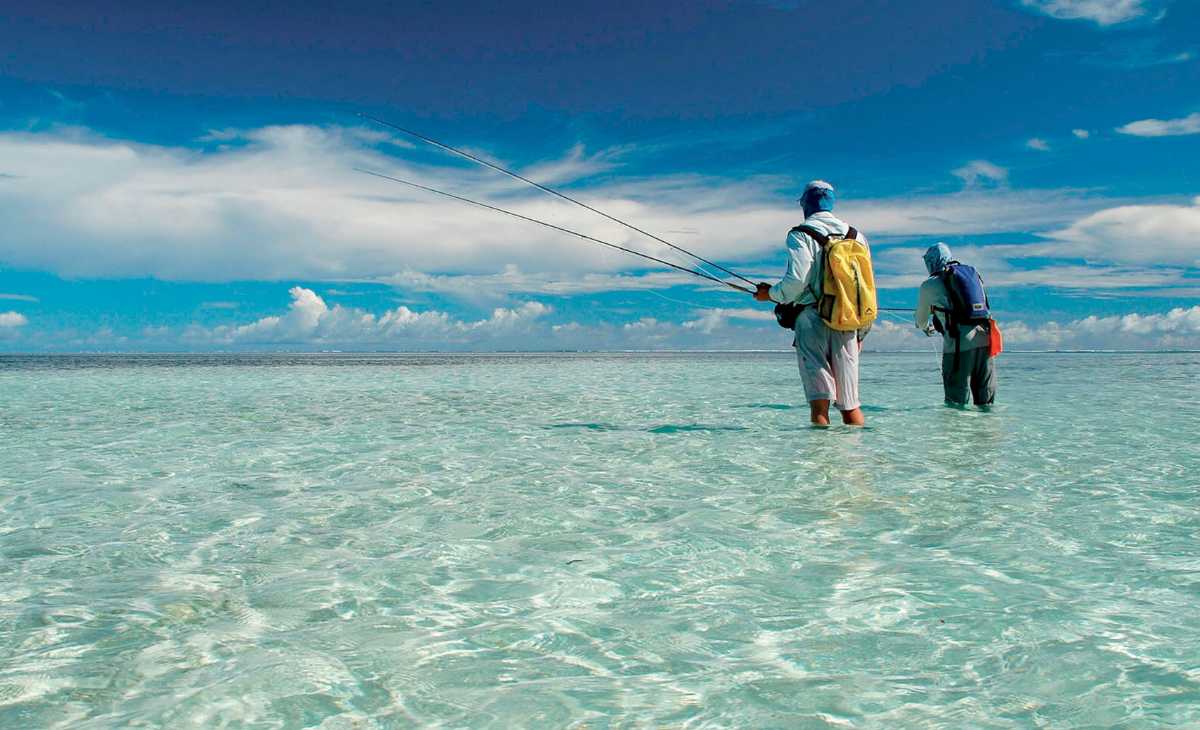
[1027,138,1051,151]
[952,160,1008,188]
[868,306,1200,351]
[1044,197,1200,266]
[596,304,1200,352]
[1002,306,1200,350]
[0,124,1140,294]
[9,282,1195,352]
[1116,112,1200,137]
[1019,0,1162,25]
[1072,129,1091,139]
[0,124,707,282]
[189,286,551,347]
[682,307,775,334]
[0,310,28,341]
[0,311,28,328]
[172,286,1200,352]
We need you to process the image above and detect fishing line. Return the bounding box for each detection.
[879,309,941,352]
[360,113,759,289]
[357,168,755,294]
[644,288,728,310]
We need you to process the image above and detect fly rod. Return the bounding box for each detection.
[359,113,758,289]
[357,168,755,294]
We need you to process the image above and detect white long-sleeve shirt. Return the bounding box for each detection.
[767,211,866,306]
[915,276,989,353]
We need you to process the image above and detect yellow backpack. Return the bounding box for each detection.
[794,224,877,331]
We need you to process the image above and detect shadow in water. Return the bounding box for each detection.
[647,424,749,434]
[546,422,618,431]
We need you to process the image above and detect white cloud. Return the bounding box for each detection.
[1072,129,1091,139]
[190,286,551,347]
[1044,197,1200,266]
[594,304,1200,352]
[381,266,707,300]
[0,311,28,328]
[952,160,1008,188]
[0,293,39,302]
[0,125,684,282]
[1116,112,1200,138]
[1001,306,1200,350]
[0,125,1137,294]
[1026,138,1051,151]
[1019,0,1160,25]
[868,305,1200,351]
[13,285,1198,352]
[839,189,1120,240]
[518,143,620,186]
[682,307,775,334]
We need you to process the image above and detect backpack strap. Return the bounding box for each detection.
[792,223,857,245]
[791,224,829,247]
[791,224,831,304]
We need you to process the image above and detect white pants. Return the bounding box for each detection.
[794,309,861,411]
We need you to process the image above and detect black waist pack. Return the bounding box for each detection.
[774,302,805,330]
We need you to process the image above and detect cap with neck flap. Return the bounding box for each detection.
[924,243,952,275]
[798,180,835,218]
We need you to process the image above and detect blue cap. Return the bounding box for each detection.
[798,180,835,217]
[924,243,952,275]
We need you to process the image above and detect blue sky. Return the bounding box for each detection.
[0,0,1198,351]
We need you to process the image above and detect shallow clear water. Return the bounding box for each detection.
[2,352,1198,728]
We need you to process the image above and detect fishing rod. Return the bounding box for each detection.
[359,113,759,289]
[356,168,755,294]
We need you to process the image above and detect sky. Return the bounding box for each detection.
[0,0,1198,352]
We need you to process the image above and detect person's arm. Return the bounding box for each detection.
[766,230,814,304]
[915,279,935,334]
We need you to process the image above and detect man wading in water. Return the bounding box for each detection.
[915,243,1000,408]
[754,181,876,427]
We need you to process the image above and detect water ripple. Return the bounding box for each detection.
[0,352,1197,727]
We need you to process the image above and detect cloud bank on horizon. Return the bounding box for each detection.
[91,285,1200,353]
[0,0,1197,351]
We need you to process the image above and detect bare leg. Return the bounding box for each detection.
[809,399,831,426]
[841,408,865,426]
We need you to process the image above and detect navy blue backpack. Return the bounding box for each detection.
[933,262,990,364]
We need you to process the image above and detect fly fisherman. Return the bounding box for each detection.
[915,243,999,407]
[754,180,874,427]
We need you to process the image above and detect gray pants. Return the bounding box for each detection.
[795,309,860,411]
[942,348,996,406]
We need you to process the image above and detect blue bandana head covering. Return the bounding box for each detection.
[799,180,835,218]
[924,243,952,275]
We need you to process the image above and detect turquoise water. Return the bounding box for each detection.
[2,352,1198,728]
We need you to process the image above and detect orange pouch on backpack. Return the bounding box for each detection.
[988,319,1003,357]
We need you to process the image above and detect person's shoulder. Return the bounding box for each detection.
[785,225,816,247]
[807,211,844,230]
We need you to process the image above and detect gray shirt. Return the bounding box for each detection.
[915,276,989,353]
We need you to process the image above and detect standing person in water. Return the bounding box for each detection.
[754,180,874,427]
[914,243,999,408]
